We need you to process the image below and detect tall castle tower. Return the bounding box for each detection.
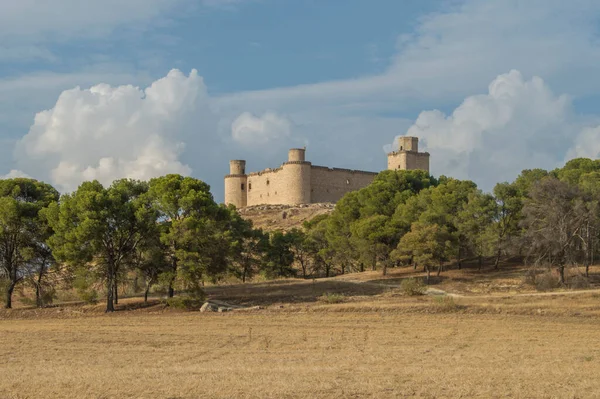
[224,160,248,208]
[387,136,430,172]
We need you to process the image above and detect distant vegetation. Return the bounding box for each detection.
[2,158,600,311]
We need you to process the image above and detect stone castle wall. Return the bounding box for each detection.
[245,161,311,206]
[224,136,430,207]
[387,151,430,172]
[310,166,377,203]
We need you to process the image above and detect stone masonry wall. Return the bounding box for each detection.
[310,166,377,203]
[387,151,430,172]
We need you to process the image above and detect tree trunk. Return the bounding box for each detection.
[114,282,118,305]
[382,262,387,276]
[478,255,483,271]
[168,275,175,298]
[426,267,431,284]
[359,262,364,272]
[437,262,442,276]
[558,265,566,285]
[494,248,501,270]
[106,274,115,313]
[144,281,151,304]
[4,281,16,309]
[457,247,462,270]
[35,265,45,308]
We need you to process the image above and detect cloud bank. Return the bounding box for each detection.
[388,70,599,187]
[15,69,205,192]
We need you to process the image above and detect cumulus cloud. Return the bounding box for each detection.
[388,70,580,188]
[0,170,31,179]
[567,126,600,161]
[231,112,292,146]
[15,69,206,192]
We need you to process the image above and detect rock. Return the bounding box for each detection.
[200,302,218,312]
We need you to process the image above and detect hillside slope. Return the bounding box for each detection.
[238,203,334,232]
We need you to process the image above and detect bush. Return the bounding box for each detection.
[569,275,590,289]
[78,289,99,304]
[318,292,345,304]
[164,296,205,310]
[535,271,561,292]
[400,278,426,296]
[432,296,459,312]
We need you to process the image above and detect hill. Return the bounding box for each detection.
[237,203,335,232]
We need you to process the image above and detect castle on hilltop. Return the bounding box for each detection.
[224,136,430,208]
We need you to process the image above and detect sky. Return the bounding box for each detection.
[2,0,600,201]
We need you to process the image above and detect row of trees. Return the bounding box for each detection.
[287,158,600,285]
[3,158,600,311]
[0,175,304,312]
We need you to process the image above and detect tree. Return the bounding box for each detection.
[264,230,296,278]
[521,177,588,284]
[0,178,59,309]
[287,228,312,278]
[456,191,496,269]
[131,227,170,303]
[47,179,155,312]
[490,182,523,269]
[147,174,218,297]
[394,222,452,283]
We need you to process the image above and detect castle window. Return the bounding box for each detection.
[266,179,270,185]
[346,179,350,185]
[400,146,403,150]
[241,183,245,191]
[249,183,252,190]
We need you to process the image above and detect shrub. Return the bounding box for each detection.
[569,275,590,290]
[319,292,345,304]
[400,278,426,296]
[164,296,205,310]
[78,289,99,304]
[432,296,459,312]
[535,271,561,291]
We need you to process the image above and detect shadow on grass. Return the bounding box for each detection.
[205,279,388,307]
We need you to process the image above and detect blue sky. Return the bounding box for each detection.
[2,0,600,200]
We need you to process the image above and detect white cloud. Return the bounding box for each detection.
[387,70,583,188]
[567,126,600,161]
[217,0,600,114]
[0,170,31,179]
[231,112,292,146]
[15,69,205,192]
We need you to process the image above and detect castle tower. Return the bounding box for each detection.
[224,160,248,208]
[387,136,430,172]
[281,148,311,204]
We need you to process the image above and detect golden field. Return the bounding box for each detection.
[2,264,600,398]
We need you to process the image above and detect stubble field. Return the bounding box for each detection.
[2,306,600,398]
[3,264,600,398]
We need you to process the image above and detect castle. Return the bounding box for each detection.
[225,136,430,208]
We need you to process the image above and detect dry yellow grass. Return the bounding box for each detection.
[3,262,600,398]
[2,302,600,398]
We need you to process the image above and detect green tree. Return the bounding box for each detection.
[394,222,452,283]
[147,174,218,297]
[0,178,59,309]
[456,190,496,269]
[47,179,155,312]
[490,182,523,269]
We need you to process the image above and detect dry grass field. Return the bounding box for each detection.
[3,262,600,398]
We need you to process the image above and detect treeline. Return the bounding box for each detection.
[282,158,600,285]
[0,175,301,312]
[2,158,600,311]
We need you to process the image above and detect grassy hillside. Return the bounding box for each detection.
[238,203,335,232]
